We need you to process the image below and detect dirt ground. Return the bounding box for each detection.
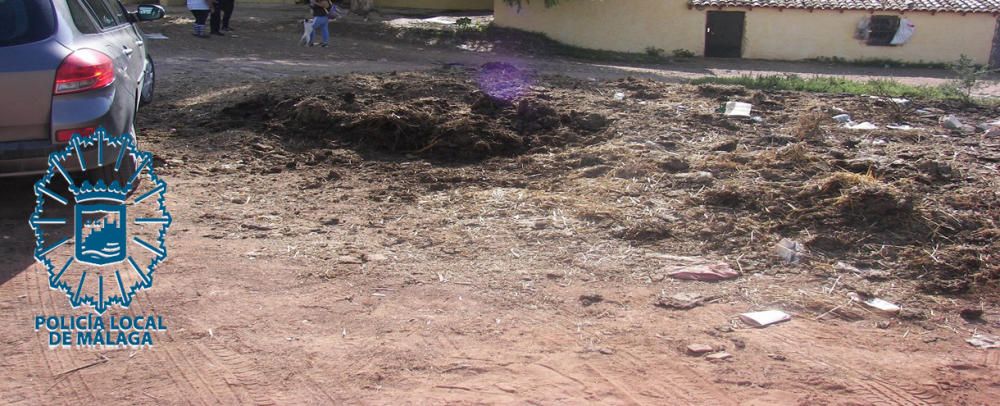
[141,6,1000,95]
[1,5,1000,405]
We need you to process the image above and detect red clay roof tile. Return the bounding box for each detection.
[688,0,1000,13]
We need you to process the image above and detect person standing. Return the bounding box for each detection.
[208,0,224,36]
[187,0,212,38]
[309,0,331,47]
[218,0,235,32]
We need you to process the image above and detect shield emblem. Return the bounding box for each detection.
[75,203,128,266]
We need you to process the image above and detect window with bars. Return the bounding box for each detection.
[867,15,900,46]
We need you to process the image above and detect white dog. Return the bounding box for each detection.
[300,5,346,46]
[299,18,314,46]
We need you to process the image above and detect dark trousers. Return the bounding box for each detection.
[191,9,209,35]
[191,9,209,25]
[210,0,235,31]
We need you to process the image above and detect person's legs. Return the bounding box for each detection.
[310,16,328,46]
[220,0,234,30]
[318,16,329,45]
[209,2,222,34]
[191,10,209,37]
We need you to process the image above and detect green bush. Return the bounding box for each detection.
[644,46,665,58]
[808,56,949,70]
[671,49,695,58]
[947,55,991,104]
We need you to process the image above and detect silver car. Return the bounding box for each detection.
[0,0,163,177]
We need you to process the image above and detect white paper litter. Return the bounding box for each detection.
[886,124,916,131]
[706,352,732,360]
[740,310,791,328]
[845,121,877,130]
[966,333,1000,349]
[863,298,901,313]
[144,33,169,40]
[867,96,909,105]
[723,101,752,117]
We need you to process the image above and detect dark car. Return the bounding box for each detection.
[0,0,163,177]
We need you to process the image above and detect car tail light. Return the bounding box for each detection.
[55,127,96,143]
[53,49,115,95]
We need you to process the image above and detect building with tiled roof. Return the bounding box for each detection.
[688,0,1000,13]
[494,0,1000,66]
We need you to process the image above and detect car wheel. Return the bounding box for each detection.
[85,121,138,193]
[85,149,137,192]
[139,55,155,106]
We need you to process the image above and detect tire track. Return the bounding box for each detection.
[202,340,278,405]
[8,267,60,405]
[611,350,689,403]
[763,329,942,406]
[145,278,275,403]
[340,336,380,385]
[579,318,735,405]
[696,306,940,405]
[189,342,257,404]
[856,376,942,406]
[617,348,737,405]
[581,362,643,405]
[23,267,68,403]
[133,290,239,405]
[29,265,99,404]
[520,310,735,405]
[297,372,343,403]
[118,297,211,405]
[39,269,102,403]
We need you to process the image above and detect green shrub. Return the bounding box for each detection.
[947,55,991,104]
[645,46,665,58]
[671,49,695,58]
[808,56,949,69]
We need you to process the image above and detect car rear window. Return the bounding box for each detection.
[81,0,120,29]
[0,0,56,46]
[101,0,126,25]
[67,0,99,34]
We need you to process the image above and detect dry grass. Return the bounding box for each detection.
[176,68,1000,297]
[818,171,880,195]
[776,143,819,165]
[794,111,828,140]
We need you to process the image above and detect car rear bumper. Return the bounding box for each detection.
[1,84,131,178]
[0,139,119,179]
[0,140,59,178]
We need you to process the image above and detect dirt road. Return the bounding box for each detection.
[1,5,998,404]
[144,6,1000,96]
